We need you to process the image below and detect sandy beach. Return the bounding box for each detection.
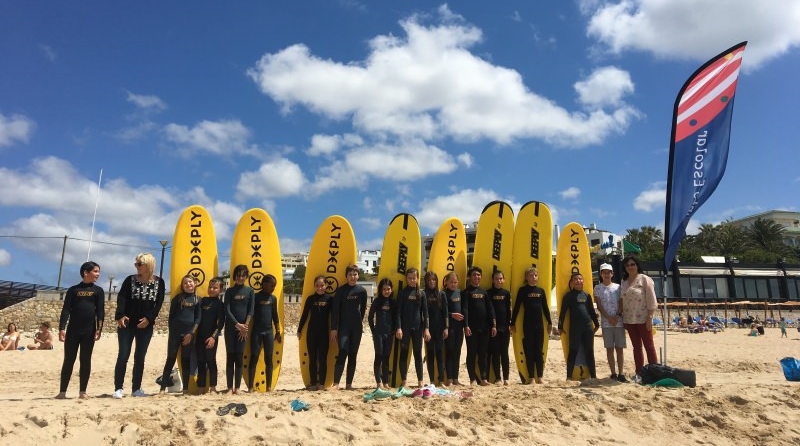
[1,323,799,446]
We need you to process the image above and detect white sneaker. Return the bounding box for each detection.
[132,389,148,397]
[112,389,124,399]
[633,374,643,384]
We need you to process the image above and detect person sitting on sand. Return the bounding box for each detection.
[28,322,54,350]
[749,323,759,337]
[1,322,21,351]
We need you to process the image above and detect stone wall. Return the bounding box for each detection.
[0,291,305,341]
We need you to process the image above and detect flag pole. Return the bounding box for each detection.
[87,168,102,260]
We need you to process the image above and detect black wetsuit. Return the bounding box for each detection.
[160,292,201,391]
[425,289,448,384]
[331,283,367,386]
[368,295,394,385]
[444,288,464,382]
[298,292,332,387]
[114,275,165,392]
[463,285,496,382]
[59,281,104,393]
[249,291,280,390]
[487,286,511,382]
[395,286,429,383]
[224,284,254,389]
[511,285,552,380]
[558,290,599,379]
[195,296,225,388]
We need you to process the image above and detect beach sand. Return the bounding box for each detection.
[1,324,799,445]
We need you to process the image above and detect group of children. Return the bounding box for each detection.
[295,264,554,394]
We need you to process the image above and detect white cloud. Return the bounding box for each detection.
[163,119,258,156]
[574,66,634,109]
[247,6,639,148]
[0,249,10,266]
[0,157,241,280]
[307,139,461,195]
[38,44,56,62]
[126,91,167,111]
[633,182,666,212]
[280,237,313,254]
[457,152,474,168]
[414,188,522,231]
[559,186,581,200]
[237,158,308,199]
[307,134,342,156]
[0,113,35,147]
[359,217,382,230]
[583,0,800,69]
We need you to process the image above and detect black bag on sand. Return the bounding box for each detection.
[640,363,696,387]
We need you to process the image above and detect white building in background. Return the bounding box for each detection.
[281,252,308,279]
[358,250,381,274]
[728,210,800,248]
[583,223,624,255]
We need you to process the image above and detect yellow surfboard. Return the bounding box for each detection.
[425,217,467,384]
[556,222,593,381]
[232,208,283,392]
[380,213,421,388]
[299,215,357,388]
[170,205,218,394]
[510,201,553,384]
[425,217,467,290]
[470,201,515,383]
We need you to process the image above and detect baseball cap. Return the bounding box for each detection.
[599,263,613,272]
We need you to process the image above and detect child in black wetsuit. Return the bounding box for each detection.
[464,266,497,387]
[558,273,600,381]
[248,274,282,392]
[443,272,464,386]
[487,270,511,385]
[56,261,105,399]
[330,264,368,390]
[395,267,430,389]
[511,267,552,384]
[368,278,395,390]
[159,275,201,395]
[297,275,332,391]
[224,264,255,394]
[196,277,225,394]
[424,271,448,385]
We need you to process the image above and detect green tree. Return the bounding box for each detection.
[624,226,664,261]
[744,217,793,260]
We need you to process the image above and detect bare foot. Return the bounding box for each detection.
[503,380,509,386]
[479,380,490,386]
[535,378,543,384]
[345,384,354,390]
[417,381,423,388]
[55,392,67,400]
[327,384,339,392]
[231,389,239,395]
[209,387,218,394]
[79,392,89,399]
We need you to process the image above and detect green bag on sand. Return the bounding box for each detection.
[648,378,684,388]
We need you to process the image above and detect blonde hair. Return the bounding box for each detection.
[135,253,156,281]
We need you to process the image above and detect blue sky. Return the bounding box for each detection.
[1,1,799,289]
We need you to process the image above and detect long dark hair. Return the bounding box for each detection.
[424,270,441,308]
[378,277,393,298]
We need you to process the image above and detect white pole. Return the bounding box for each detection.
[87,168,102,260]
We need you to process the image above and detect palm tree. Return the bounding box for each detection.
[744,218,792,259]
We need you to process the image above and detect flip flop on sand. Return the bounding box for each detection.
[290,399,311,411]
[216,403,238,416]
[233,403,248,416]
